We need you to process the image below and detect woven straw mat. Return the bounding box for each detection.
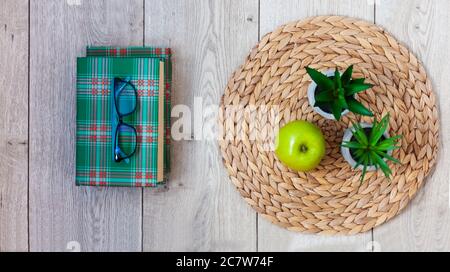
[219,16,439,235]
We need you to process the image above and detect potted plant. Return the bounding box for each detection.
[306,65,374,120]
[341,114,402,182]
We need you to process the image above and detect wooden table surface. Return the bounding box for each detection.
[1,0,449,252]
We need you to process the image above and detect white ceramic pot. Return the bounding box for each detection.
[341,123,392,171]
[307,69,349,120]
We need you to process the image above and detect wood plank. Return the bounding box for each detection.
[29,0,144,252]
[143,0,259,251]
[258,0,374,252]
[374,0,450,251]
[0,0,29,252]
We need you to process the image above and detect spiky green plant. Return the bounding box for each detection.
[342,114,402,182]
[306,65,374,120]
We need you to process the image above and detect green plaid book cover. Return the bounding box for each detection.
[76,47,171,187]
[87,46,172,59]
[87,46,172,174]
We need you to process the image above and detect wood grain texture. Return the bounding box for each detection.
[374,0,450,251]
[0,0,29,252]
[143,0,259,251]
[29,0,143,252]
[257,0,374,252]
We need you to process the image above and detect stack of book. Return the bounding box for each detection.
[76,47,171,187]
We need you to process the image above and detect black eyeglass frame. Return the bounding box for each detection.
[114,77,138,163]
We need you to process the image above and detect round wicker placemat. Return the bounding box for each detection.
[219,16,439,234]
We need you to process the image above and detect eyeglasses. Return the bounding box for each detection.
[113,77,138,163]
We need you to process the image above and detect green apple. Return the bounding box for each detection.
[275,120,326,172]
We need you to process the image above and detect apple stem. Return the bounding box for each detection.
[300,144,308,153]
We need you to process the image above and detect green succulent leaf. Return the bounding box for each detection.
[369,114,390,146]
[360,164,368,183]
[331,101,343,121]
[372,152,392,179]
[353,151,365,167]
[349,78,366,85]
[332,70,348,110]
[341,65,354,86]
[315,89,334,103]
[376,150,401,164]
[356,153,370,182]
[345,83,374,96]
[373,144,401,152]
[374,135,402,151]
[306,67,334,91]
[352,123,369,146]
[354,148,366,160]
[342,141,365,149]
[347,98,373,117]
[334,69,342,89]
[337,90,348,109]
